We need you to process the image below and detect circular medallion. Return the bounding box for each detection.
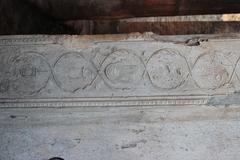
[147,49,189,89]
[192,53,231,89]
[101,49,145,89]
[53,52,97,92]
[10,52,51,95]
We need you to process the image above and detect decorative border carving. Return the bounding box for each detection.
[0,36,54,46]
[1,36,240,107]
[0,96,209,108]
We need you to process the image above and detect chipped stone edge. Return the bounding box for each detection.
[1,33,240,45]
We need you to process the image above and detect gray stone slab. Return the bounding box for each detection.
[1,34,240,160]
[1,33,240,107]
[0,106,240,160]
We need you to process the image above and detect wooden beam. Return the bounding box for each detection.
[116,21,240,35]
[0,0,75,35]
[27,0,240,20]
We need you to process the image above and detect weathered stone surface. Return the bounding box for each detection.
[1,106,240,160]
[1,34,240,107]
[1,34,240,160]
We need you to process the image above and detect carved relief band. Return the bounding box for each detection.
[1,35,240,107]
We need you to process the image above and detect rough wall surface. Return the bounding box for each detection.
[1,34,240,160]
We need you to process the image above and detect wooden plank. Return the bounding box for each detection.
[26,0,240,20]
[92,21,240,35]
[117,21,240,35]
[92,15,240,35]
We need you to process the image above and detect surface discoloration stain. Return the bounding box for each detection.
[121,140,147,149]
[208,92,240,106]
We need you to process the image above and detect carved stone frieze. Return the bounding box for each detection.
[1,35,240,107]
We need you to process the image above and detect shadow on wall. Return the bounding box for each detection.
[0,0,83,35]
[1,0,240,35]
